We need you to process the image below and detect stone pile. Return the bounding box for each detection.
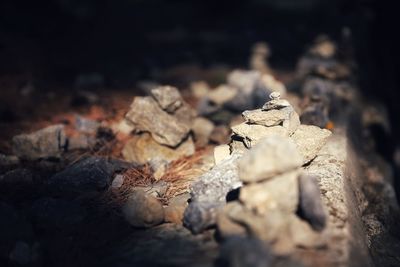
[122,85,196,179]
[184,92,332,241]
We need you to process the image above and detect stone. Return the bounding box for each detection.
[209,125,231,144]
[47,157,115,195]
[190,81,210,98]
[207,85,238,105]
[67,134,96,150]
[289,215,328,249]
[30,197,87,230]
[216,203,247,238]
[111,119,135,135]
[242,107,300,134]
[125,96,190,147]
[75,115,100,134]
[239,170,300,215]
[184,154,242,233]
[164,193,190,224]
[215,236,272,267]
[298,173,327,231]
[122,133,195,164]
[0,154,19,168]
[192,117,215,147]
[138,181,169,198]
[0,168,34,186]
[111,174,124,189]
[262,98,291,111]
[231,123,288,148]
[227,70,260,95]
[259,74,287,95]
[214,144,231,165]
[12,124,67,160]
[150,85,183,112]
[172,102,197,128]
[238,136,303,183]
[291,125,332,164]
[122,189,164,228]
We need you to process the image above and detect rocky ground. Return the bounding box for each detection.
[1,36,400,267]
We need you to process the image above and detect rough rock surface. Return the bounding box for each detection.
[192,117,215,147]
[238,136,303,182]
[122,133,195,164]
[122,189,164,228]
[183,153,242,234]
[291,124,332,164]
[150,85,183,112]
[125,96,190,147]
[47,157,115,195]
[12,124,67,160]
[231,124,288,148]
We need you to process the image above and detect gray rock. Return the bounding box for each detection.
[150,85,183,112]
[164,193,190,224]
[111,174,124,189]
[67,134,96,150]
[262,98,291,111]
[47,157,115,195]
[122,189,164,228]
[216,236,272,267]
[0,154,20,168]
[298,173,327,231]
[12,124,67,160]
[75,115,100,134]
[238,136,303,183]
[174,102,197,127]
[291,125,331,164]
[207,85,238,105]
[30,197,87,230]
[184,154,242,234]
[0,168,33,186]
[125,96,190,147]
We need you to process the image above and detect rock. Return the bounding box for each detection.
[125,96,190,147]
[215,236,272,267]
[259,74,286,95]
[184,154,242,234]
[111,119,135,135]
[0,154,19,168]
[231,123,288,148]
[207,85,238,105]
[47,157,115,195]
[173,103,197,128]
[30,197,87,230]
[122,133,195,164]
[289,215,328,248]
[190,81,210,98]
[138,181,169,198]
[214,144,231,165]
[111,174,124,189]
[67,134,96,150]
[238,136,303,183]
[75,115,100,134]
[192,117,215,147]
[122,189,164,228]
[149,158,168,180]
[262,98,291,111]
[298,173,327,231]
[150,85,183,112]
[291,125,331,164]
[216,203,247,238]
[242,107,300,134]
[227,70,260,94]
[12,124,67,160]
[239,170,300,215]
[164,193,190,224]
[209,125,231,144]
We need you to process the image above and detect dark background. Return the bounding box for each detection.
[0,0,399,152]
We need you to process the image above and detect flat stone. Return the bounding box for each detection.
[192,117,215,147]
[173,102,197,128]
[239,170,300,215]
[216,202,247,239]
[122,189,164,228]
[231,123,288,148]
[213,144,231,165]
[12,124,67,160]
[298,173,327,231]
[75,115,99,134]
[150,85,183,112]
[238,136,303,182]
[125,96,190,147]
[291,125,332,164]
[47,157,115,195]
[289,215,328,249]
[111,119,135,135]
[262,99,291,111]
[122,133,194,164]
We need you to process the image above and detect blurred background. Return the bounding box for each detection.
[0,0,399,185]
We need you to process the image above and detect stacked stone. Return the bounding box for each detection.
[123,86,196,179]
[185,93,332,239]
